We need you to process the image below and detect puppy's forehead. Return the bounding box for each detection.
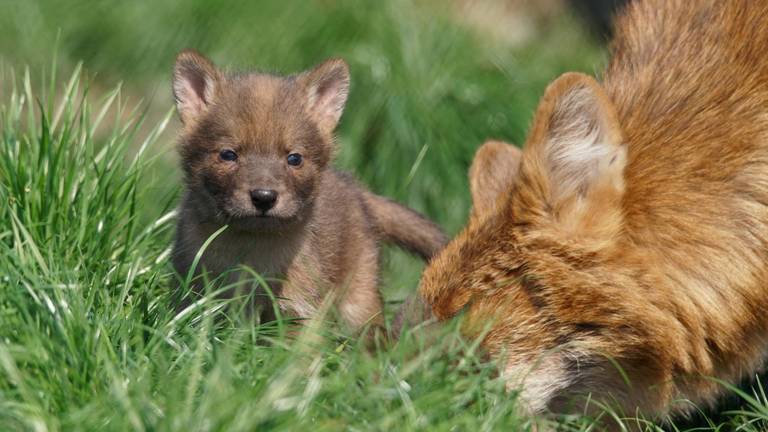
[216,74,309,148]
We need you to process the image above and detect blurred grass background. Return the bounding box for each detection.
[0,0,605,303]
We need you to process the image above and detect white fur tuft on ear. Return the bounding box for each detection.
[302,58,350,132]
[521,73,627,242]
[173,50,219,124]
[533,73,626,197]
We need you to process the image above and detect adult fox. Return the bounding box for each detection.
[420,0,768,423]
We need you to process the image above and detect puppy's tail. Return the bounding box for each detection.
[361,191,448,261]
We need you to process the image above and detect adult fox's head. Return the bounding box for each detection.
[172,50,350,232]
[417,72,634,415]
[420,72,627,321]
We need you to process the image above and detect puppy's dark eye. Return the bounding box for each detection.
[219,149,238,161]
[287,153,303,166]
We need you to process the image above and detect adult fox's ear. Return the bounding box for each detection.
[469,140,522,217]
[526,72,626,201]
[521,72,627,242]
[301,58,350,133]
[173,50,220,124]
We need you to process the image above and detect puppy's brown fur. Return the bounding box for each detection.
[171,51,446,330]
[420,0,768,422]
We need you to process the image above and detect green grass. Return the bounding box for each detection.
[1,0,767,430]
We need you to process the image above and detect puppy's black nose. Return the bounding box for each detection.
[250,189,278,211]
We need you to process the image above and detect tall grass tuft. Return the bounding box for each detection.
[0,65,175,429]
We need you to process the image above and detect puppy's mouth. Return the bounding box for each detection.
[224,210,299,232]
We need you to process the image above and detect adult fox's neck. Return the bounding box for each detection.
[601,0,768,387]
[605,0,768,236]
[606,1,768,138]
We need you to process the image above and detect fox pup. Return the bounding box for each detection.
[420,0,768,424]
[171,50,446,330]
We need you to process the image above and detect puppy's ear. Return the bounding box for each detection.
[301,58,350,133]
[469,140,522,217]
[173,50,220,124]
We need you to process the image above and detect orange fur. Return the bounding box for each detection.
[420,0,768,423]
[469,139,522,218]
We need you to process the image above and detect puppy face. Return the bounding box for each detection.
[173,51,349,232]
